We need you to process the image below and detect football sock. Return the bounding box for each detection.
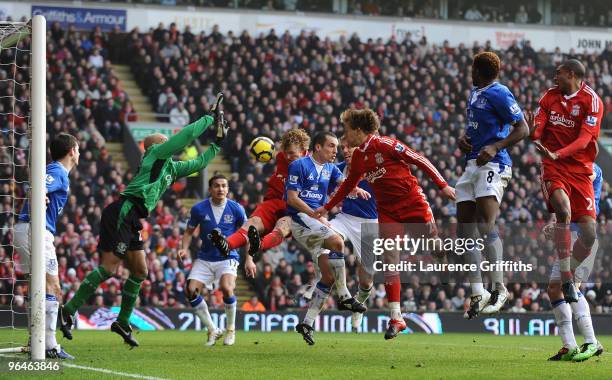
[571,292,596,344]
[190,295,216,331]
[224,296,237,331]
[64,266,111,315]
[384,272,401,302]
[227,228,248,250]
[45,294,59,350]
[552,299,577,349]
[328,251,351,301]
[356,286,373,304]
[555,223,573,282]
[303,282,331,327]
[389,302,402,320]
[384,272,401,319]
[466,248,484,295]
[117,275,144,327]
[260,229,284,251]
[484,231,504,290]
[303,255,322,300]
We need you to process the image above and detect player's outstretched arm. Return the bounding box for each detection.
[335,178,370,200]
[389,141,448,189]
[323,151,363,213]
[154,115,215,159]
[173,144,221,178]
[154,92,226,159]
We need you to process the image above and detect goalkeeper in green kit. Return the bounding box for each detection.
[59,94,228,347]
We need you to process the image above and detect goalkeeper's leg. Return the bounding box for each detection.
[62,251,120,338]
[109,249,147,348]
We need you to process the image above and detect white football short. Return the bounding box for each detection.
[455,160,512,204]
[291,212,343,253]
[188,258,239,290]
[550,230,598,284]
[13,222,58,276]
[329,212,378,274]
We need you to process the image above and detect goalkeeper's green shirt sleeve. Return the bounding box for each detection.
[153,115,214,159]
[173,143,221,178]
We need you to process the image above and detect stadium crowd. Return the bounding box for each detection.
[1,22,612,315]
[93,1,612,28]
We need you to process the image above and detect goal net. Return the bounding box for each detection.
[0,16,46,360]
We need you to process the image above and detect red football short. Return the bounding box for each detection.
[541,164,596,222]
[378,192,437,238]
[251,198,287,233]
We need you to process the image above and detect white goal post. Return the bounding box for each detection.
[0,15,46,360]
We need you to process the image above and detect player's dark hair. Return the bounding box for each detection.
[50,133,78,161]
[473,52,501,82]
[311,131,337,151]
[208,173,227,187]
[340,108,380,134]
[561,59,585,79]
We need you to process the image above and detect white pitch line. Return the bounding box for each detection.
[410,341,611,356]
[63,363,170,380]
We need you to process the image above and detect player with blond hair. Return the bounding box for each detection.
[211,129,311,264]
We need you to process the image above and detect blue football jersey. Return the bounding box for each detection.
[593,163,602,216]
[335,161,377,220]
[286,156,343,222]
[188,198,246,262]
[465,82,523,167]
[18,162,70,234]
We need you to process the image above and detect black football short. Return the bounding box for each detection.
[98,198,145,257]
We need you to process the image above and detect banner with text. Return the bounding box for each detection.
[3,307,610,335]
[68,308,612,336]
[32,5,127,32]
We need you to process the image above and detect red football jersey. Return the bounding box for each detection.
[264,151,289,201]
[324,135,447,218]
[533,83,603,174]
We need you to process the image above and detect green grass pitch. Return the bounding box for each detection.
[1,330,610,379]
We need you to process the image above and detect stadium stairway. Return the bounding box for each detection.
[112,64,157,122]
[105,142,128,172]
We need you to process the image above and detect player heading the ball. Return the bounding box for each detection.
[210,129,311,263]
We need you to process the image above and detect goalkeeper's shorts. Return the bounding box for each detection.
[98,198,145,257]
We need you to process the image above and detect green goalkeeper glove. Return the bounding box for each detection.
[210,92,228,146]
